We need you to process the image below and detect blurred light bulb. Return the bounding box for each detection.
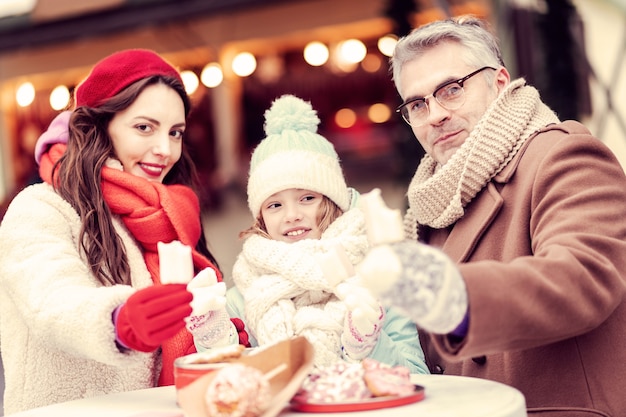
[338,39,367,64]
[16,82,35,107]
[304,41,329,66]
[335,108,357,128]
[181,70,199,95]
[232,52,256,77]
[50,85,70,110]
[201,63,224,88]
[361,54,382,73]
[257,54,284,84]
[368,103,391,123]
[377,35,398,57]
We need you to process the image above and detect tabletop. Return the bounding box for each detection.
[6,374,527,417]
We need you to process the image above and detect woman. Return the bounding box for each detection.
[0,49,244,414]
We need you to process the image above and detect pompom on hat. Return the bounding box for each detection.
[247,94,350,218]
[75,49,183,108]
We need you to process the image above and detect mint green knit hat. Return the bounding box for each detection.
[247,94,350,218]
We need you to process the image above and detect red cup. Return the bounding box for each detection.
[174,354,227,390]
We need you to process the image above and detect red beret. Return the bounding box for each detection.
[75,49,183,108]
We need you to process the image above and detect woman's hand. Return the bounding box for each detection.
[114,283,192,352]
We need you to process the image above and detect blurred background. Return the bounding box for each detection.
[0,0,625,410]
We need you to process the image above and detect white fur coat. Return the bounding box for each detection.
[0,183,158,414]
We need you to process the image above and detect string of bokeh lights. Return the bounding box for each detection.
[15,35,399,128]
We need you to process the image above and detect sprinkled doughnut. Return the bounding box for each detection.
[294,358,414,403]
[362,358,415,397]
[296,361,370,403]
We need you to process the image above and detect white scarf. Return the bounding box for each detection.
[233,208,369,367]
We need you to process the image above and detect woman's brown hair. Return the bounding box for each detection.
[53,75,219,286]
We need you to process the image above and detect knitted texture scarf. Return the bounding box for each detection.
[403,79,560,239]
[233,208,369,367]
[39,142,220,386]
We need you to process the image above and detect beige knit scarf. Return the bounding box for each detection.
[403,79,560,240]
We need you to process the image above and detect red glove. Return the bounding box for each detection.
[114,284,193,352]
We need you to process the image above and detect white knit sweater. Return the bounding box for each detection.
[0,183,159,414]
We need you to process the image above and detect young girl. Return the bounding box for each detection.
[190,94,428,374]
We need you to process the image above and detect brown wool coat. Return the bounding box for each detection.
[418,121,626,417]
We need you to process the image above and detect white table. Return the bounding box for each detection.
[6,374,527,417]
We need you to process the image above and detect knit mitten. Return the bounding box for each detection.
[358,241,467,334]
[185,268,236,348]
[337,281,385,360]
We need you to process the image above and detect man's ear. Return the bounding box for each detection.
[494,66,511,93]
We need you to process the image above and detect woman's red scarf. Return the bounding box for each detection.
[39,142,219,386]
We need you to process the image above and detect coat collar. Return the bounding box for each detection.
[438,125,543,262]
[440,182,503,262]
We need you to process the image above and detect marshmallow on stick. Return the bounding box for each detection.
[360,188,405,246]
[158,240,194,284]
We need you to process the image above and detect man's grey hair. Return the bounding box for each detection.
[390,15,505,93]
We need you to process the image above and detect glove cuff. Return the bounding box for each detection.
[187,310,235,349]
[341,308,384,361]
[112,305,130,352]
[341,333,375,361]
[114,303,159,352]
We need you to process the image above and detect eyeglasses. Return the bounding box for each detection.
[396,66,497,127]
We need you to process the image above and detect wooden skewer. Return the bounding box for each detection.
[264,363,288,380]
